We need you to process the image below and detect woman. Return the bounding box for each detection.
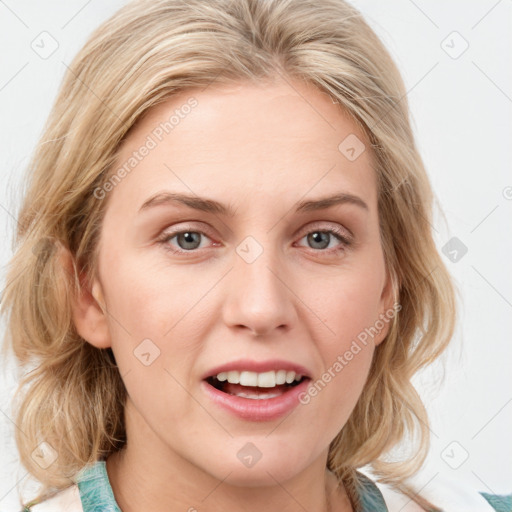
[2,0,508,510]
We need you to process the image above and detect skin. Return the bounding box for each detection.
[70,77,395,512]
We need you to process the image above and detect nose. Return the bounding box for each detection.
[221,244,297,337]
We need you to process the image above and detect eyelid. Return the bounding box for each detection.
[158,222,215,238]
[159,220,352,239]
[157,221,354,254]
[296,221,353,242]
[156,223,216,247]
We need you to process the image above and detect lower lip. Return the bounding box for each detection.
[201,378,311,422]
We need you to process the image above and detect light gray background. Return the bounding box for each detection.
[1,1,511,509]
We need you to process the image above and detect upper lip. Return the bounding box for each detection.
[202,359,312,380]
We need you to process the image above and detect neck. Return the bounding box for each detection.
[105,399,353,512]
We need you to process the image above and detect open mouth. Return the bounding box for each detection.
[205,375,309,400]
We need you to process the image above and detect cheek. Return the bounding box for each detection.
[318,286,377,384]
[103,249,198,338]
[302,266,384,412]
[101,253,213,409]
[310,265,386,345]
[308,312,376,436]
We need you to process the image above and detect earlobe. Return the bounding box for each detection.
[72,274,112,349]
[57,245,112,349]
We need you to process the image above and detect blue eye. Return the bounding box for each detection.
[296,228,351,253]
[158,229,212,253]
[157,225,352,255]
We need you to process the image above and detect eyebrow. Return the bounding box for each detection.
[138,191,368,216]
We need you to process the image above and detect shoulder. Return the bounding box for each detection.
[20,484,83,512]
[19,459,119,512]
[374,473,512,512]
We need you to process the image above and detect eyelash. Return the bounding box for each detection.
[156,224,352,256]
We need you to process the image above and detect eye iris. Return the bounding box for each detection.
[169,230,341,252]
[308,231,330,249]
[178,232,201,250]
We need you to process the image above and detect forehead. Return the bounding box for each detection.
[106,78,377,217]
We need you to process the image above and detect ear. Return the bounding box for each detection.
[374,268,399,347]
[58,245,112,349]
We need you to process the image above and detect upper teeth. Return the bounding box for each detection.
[215,370,303,387]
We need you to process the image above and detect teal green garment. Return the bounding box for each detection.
[76,460,122,512]
[480,492,512,512]
[77,460,389,511]
[20,460,512,512]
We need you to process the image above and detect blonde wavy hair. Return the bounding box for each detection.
[1,0,458,510]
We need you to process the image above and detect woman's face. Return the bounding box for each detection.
[82,78,395,486]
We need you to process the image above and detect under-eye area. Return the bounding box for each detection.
[205,370,311,400]
[3,0,475,509]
